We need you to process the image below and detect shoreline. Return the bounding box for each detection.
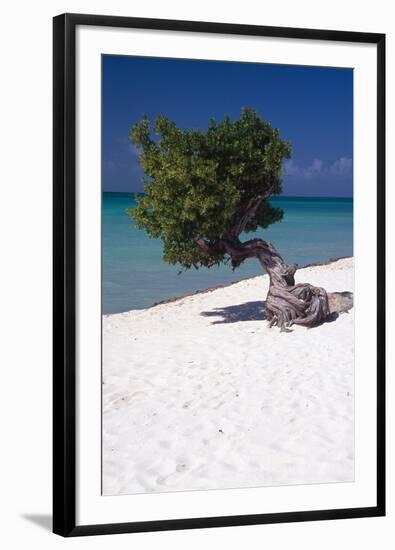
[103,255,353,316]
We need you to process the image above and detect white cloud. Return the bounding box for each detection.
[282,159,300,177]
[328,157,353,177]
[284,157,352,179]
[306,159,324,175]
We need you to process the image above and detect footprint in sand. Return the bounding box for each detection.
[158,440,172,449]
[157,464,190,486]
[129,390,149,401]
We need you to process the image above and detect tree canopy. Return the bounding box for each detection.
[128,108,291,270]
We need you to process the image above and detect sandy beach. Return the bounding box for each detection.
[102,257,354,496]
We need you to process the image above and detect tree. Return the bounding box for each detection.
[128,108,330,331]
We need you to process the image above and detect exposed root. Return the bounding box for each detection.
[266,283,330,330]
[259,244,330,331]
[194,234,332,331]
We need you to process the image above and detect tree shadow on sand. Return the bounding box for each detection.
[200,292,353,326]
[201,301,267,324]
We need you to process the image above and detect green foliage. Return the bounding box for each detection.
[127,108,291,269]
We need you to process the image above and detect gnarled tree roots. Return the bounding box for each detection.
[195,235,331,331]
[266,279,330,331]
[261,247,330,331]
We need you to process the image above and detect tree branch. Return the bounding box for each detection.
[228,180,276,238]
[193,236,225,267]
[194,234,330,330]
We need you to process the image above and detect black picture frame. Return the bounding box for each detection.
[53,12,386,537]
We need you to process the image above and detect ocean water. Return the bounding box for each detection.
[103,192,353,314]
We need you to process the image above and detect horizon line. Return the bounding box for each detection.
[102,190,353,200]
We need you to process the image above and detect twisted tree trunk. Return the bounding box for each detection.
[226,238,330,331]
[258,243,330,330]
[195,236,330,331]
[194,191,331,331]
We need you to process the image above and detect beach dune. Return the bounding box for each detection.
[102,257,354,496]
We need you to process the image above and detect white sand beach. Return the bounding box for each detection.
[102,257,354,496]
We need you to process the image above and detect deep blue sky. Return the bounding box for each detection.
[103,55,353,197]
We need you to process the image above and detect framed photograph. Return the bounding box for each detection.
[53,13,385,537]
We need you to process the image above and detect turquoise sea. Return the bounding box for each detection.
[103,192,353,314]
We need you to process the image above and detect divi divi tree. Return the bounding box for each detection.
[128,108,330,331]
